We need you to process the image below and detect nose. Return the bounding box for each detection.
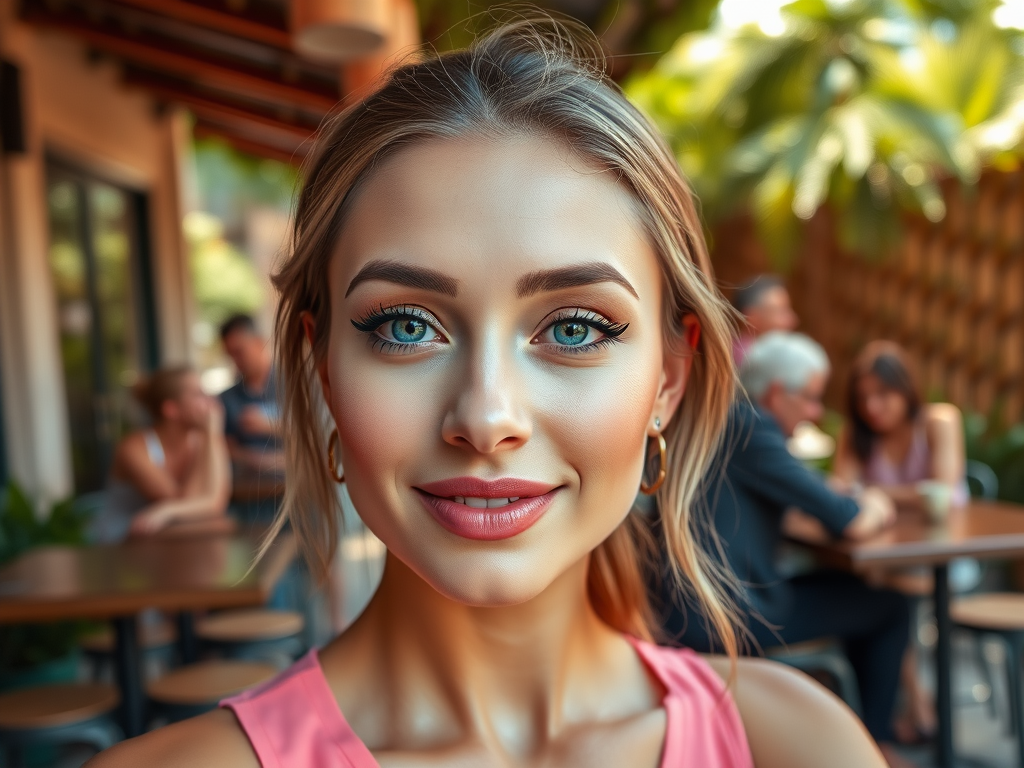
[441,332,532,454]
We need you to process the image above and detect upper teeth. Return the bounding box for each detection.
[452,496,520,508]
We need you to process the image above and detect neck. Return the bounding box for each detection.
[327,552,648,754]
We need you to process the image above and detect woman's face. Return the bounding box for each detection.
[165,373,210,429]
[319,135,693,606]
[855,371,909,435]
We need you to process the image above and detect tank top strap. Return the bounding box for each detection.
[221,649,379,768]
[143,430,166,467]
[627,638,754,768]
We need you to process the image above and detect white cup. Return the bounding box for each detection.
[917,480,953,523]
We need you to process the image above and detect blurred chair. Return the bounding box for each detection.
[196,608,304,665]
[147,660,277,723]
[0,683,122,766]
[966,459,999,501]
[766,638,863,717]
[951,594,1024,768]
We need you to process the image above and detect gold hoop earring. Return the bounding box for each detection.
[327,428,345,484]
[640,432,667,495]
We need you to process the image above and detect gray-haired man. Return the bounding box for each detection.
[652,332,908,752]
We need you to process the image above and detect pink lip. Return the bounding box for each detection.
[414,477,560,541]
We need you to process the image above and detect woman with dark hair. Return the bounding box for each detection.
[834,340,968,743]
[835,340,967,509]
[90,367,231,542]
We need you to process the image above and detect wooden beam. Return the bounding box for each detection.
[24,13,340,111]
[193,120,306,165]
[123,71,321,139]
[110,0,291,49]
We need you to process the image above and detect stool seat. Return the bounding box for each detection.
[197,609,303,643]
[952,593,1024,632]
[0,683,119,730]
[81,619,177,653]
[148,661,276,706]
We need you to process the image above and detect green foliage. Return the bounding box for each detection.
[0,484,87,566]
[627,0,1024,264]
[0,484,93,672]
[964,412,1024,505]
[186,211,264,332]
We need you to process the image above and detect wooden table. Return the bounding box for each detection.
[0,530,296,737]
[788,500,1024,768]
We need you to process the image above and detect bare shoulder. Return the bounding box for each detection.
[85,709,258,768]
[924,402,962,428]
[703,656,886,768]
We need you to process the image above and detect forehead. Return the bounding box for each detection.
[333,134,657,289]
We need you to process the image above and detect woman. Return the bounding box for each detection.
[834,340,968,745]
[834,341,967,511]
[91,366,230,542]
[92,19,886,768]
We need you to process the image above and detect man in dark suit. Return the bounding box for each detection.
[653,332,908,748]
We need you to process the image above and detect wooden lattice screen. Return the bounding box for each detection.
[710,169,1024,425]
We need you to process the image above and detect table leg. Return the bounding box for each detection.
[112,615,145,738]
[934,563,954,768]
[177,611,198,664]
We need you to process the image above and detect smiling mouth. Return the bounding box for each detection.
[413,478,559,540]
[448,496,521,508]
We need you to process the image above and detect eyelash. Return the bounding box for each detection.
[350,305,628,354]
[351,305,445,355]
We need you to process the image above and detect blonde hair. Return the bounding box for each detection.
[270,16,741,659]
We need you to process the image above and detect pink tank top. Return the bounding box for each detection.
[221,637,753,768]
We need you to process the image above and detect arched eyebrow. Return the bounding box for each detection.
[345,259,460,298]
[516,262,639,300]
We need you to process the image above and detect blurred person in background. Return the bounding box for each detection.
[652,332,911,763]
[91,367,230,542]
[219,314,285,519]
[834,340,970,744]
[731,275,799,365]
[834,340,968,509]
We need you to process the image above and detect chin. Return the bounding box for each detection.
[406,542,577,606]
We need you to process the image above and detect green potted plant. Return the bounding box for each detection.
[0,482,93,691]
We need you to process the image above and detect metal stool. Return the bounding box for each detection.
[0,683,122,766]
[952,593,1024,767]
[767,638,863,717]
[197,609,305,663]
[147,660,277,722]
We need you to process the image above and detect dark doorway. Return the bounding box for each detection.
[45,158,159,493]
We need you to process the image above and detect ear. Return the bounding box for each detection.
[652,314,701,435]
[301,311,332,407]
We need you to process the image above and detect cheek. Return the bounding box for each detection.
[327,350,439,492]
[532,351,660,521]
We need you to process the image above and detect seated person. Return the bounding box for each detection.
[91,367,230,542]
[834,340,969,743]
[219,315,284,523]
[731,275,798,365]
[651,332,909,757]
[834,340,968,509]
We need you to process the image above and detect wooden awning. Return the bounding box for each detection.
[20,0,340,163]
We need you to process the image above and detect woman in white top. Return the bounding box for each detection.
[94,367,230,541]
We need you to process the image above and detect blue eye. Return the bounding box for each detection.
[351,305,444,353]
[553,320,591,346]
[391,318,427,343]
[535,310,629,353]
